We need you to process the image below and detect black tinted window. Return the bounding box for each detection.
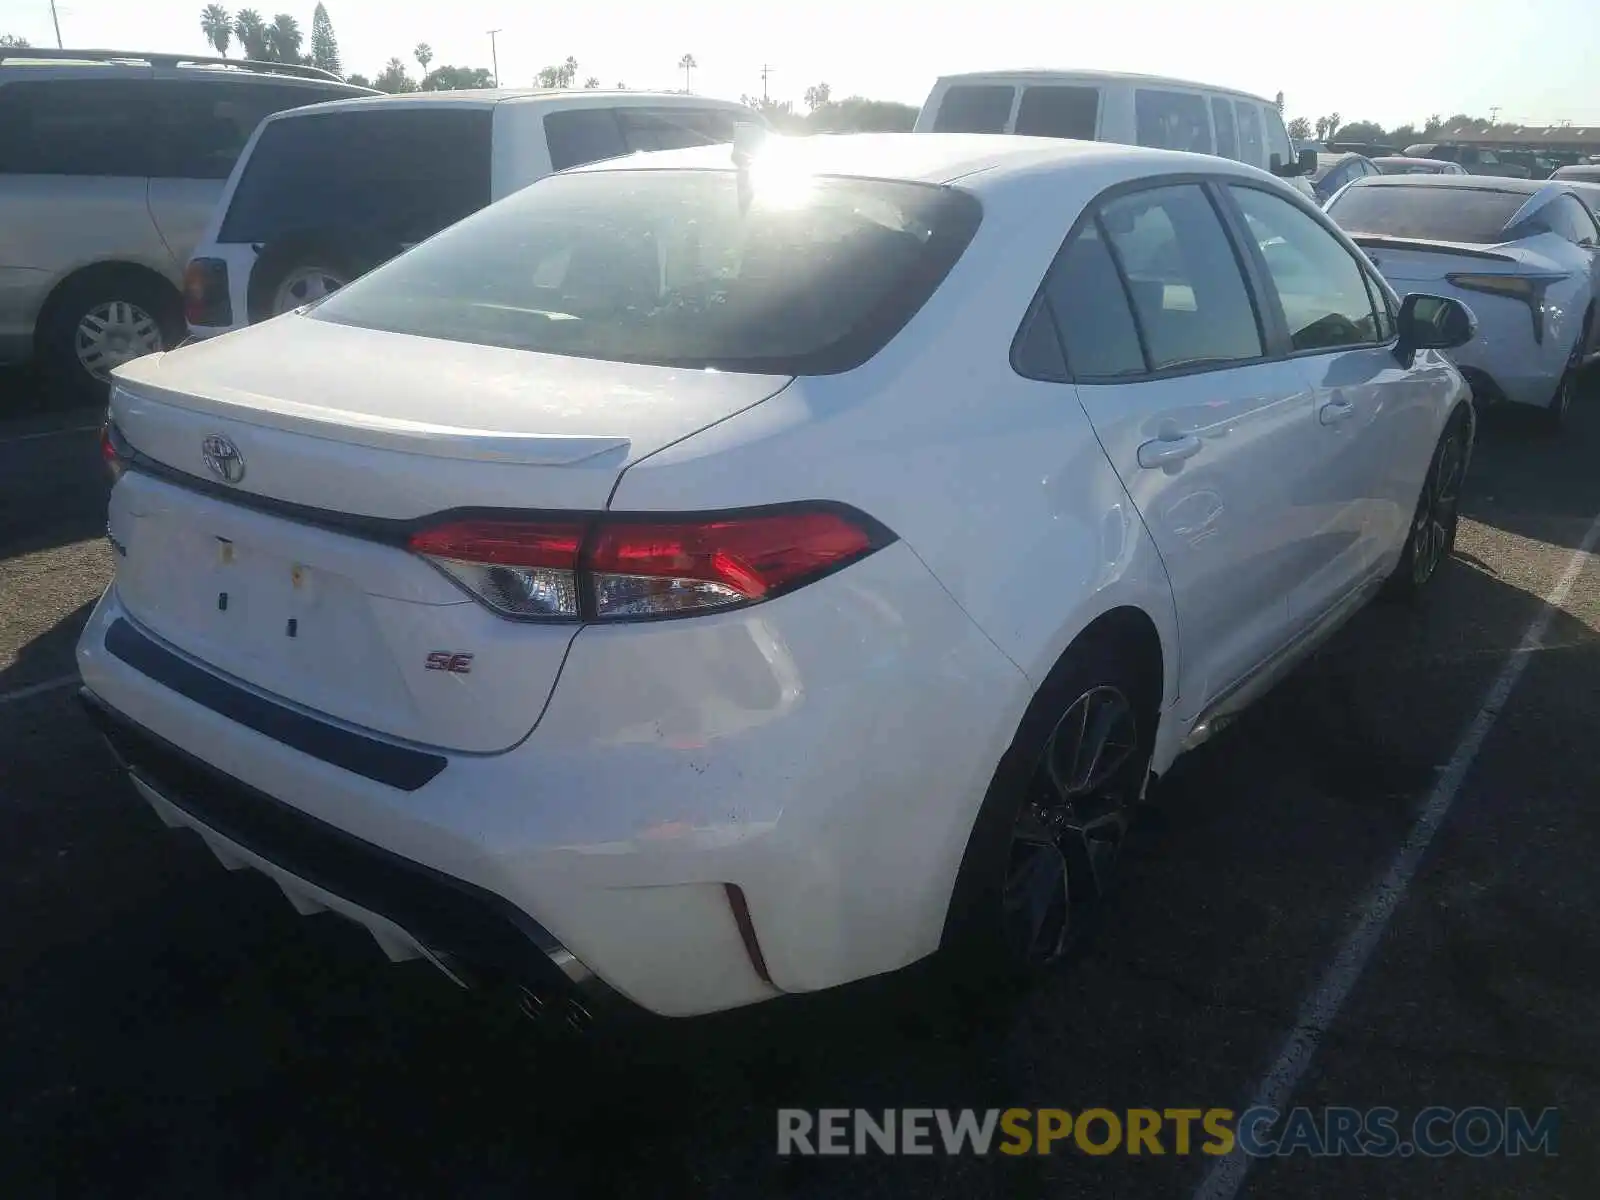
[618,108,739,154]
[1134,89,1213,154]
[147,80,359,179]
[932,85,1014,133]
[218,108,492,245]
[544,109,627,171]
[1326,185,1528,244]
[1014,86,1099,139]
[309,170,982,375]
[1042,221,1145,378]
[1211,97,1238,159]
[1013,306,1068,380]
[1100,184,1263,370]
[1553,165,1600,182]
[1231,185,1383,351]
[0,80,155,176]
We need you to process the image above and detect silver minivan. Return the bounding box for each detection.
[0,49,372,403]
[916,69,1318,200]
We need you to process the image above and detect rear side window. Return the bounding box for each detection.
[1042,221,1145,378]
[147,80,360,179]
[544,108,627,171]
[1211,97,1238,160]
[1521,193,1600,246]
[1014,86,1099,140]
[1099,184,1263,370]
[1134,90,1213,154]
[0,80,156,176]
[218,108,492,245]
[308,169,982,375]
[1325,185,1529,244]
[545,107,742,172]
[1235,102,1264,166]
[931,85,1015,133]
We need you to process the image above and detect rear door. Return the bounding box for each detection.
[1039,179,1323,711]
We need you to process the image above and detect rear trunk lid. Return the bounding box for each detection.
[106,316,791,754]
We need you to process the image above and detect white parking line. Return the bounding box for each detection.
[0,674,79,706]
[1194,509,1600,1200]
[0,423,99,445]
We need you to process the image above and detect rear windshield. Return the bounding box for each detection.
[219,107,492,245]
[1326,185,1529,244]
[307,167,983,375]
[931,85,1015,133]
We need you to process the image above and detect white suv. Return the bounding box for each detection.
[183,89,765,338]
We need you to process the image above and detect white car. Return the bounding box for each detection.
[80,133,1476,1025]
[1326,174,1600,431]
[181,89,763,340]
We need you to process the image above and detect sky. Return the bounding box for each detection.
[3,0,1599,130]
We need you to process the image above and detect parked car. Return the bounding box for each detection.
[1551,163,1600,183]
[913,70,1319,200]
[1325,140,1402,159]
[1371,156,1468,177]
[82,133,1475,1024]
[1401,143,1530,178]
[1310,151,1379,204]
[1328,175,1600,431]
[183,89,764,341]
[0,48,374,402]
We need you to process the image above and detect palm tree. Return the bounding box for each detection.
[201,4,232,56]
[233,10,268,60]
[678,53,696,93]
[583,76,599,89]
[563,56,577,86]
[264,13,301,63]
[414,42,432,74]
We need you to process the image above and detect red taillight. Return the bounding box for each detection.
[406,507,889,622]
[100,420,125,480]
[183,258,233,327]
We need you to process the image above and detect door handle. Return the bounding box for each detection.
[1137,434,1203,469]
[1319,399,1356,425]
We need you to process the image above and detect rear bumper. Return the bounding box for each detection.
[76,541,1027,1017]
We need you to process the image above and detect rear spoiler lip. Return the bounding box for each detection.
[1347,234,1517,263]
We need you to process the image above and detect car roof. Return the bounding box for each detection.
[1371,156,1447,167]
[569,131,1266,188]
[259,87,750,118]
[1345,174,1553,194]
[928,68,1274,104]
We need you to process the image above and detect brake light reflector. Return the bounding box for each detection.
[183,258,233,328]
[406,507,890,622]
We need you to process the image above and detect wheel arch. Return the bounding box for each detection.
[32,259,183,348]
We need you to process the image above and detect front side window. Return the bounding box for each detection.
[218,108,493,245]
[0,80,157,176]
[1264,106,1294,169]
[1134,89,1214,154]
[1098,184,1263,370]
[616,108,740,155]
[931,85,1015,133]
[1014,86,1100,140]
[544,108,628,171]
[1235,101,1264,167]
[308,169,982,375]
[1229,185,1383,351]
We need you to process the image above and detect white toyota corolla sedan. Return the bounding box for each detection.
[1325,174,1600,432]
[79,133,1477,1025]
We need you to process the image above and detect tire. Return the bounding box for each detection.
[34,270,183,407]
[246,230,397,325]
[1540,316,1590,435]
[1383,405,1470,603]
[942,634,1159,991]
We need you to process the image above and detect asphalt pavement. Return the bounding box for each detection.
[2,369,1597,1198]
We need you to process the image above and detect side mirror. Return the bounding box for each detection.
[1271,148,1319,178]
[1396,293,1476,359]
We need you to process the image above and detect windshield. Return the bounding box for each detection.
[308,167,982,375]
[1326,184,1529,244]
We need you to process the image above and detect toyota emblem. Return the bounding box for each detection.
[201,434,246,484]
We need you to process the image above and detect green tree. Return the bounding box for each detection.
[234,10,269,60]
[264,13,302,63]
[584,76,600,89]
[803,82,831,111]
[373,57,415,93]
[309,4,339,74]
[414,42,431,74]
[1389,124,1418,146]
[678,53,696,92]
[422,64,493,91]
[807,96,917,134]
[200,4,232,55]
[1423,114,1443,135]
[1287,116,1312,140]
[346,71,370,87]
[536,57,578,88]
[1336,120,1386,143]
